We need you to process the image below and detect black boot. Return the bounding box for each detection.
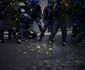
[77,43,84,47]
[17,39,22,44]
[48,40,53,45]
[8,29,12,40]
[37,36,42,41]
[62,42,67,46]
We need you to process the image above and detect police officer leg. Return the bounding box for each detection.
[72,28,80,39]
[60,24,67,46]
[0,28,4,43]
[1,28,4,42]
[77,22,85,46]
[48,20,53,32]
[0,20,4,43]
[8,27,12,40]
[38,20,49,41]
[72,23,80,40]
[12,27,22,44]
[12,28,17,39]
[72,23,77,34]
[49,20,59,44]
[29,20,34,30]
[35,17,42,32]
[77,30,85,46]
[0,28,2,42]
[18,28,24,41]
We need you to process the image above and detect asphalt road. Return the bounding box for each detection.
[0,32,85,70]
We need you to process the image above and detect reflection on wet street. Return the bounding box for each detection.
[0,35,85,70]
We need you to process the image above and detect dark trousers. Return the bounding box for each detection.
[77,22,85,44]
[18,22,24,39]
[0,28,4,41]
[18,28,23,39]
[49,20,67,42]
[39,20,53,39]
[8,27,19,40]
[0,20,4,41]
[72,20,80,38]
[77,30,85,44]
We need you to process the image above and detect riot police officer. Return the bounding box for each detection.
[27,0,42,32]
[38,1,54,41]
[75,2,85,46]
[0,1,5,43]
[49,0,67,45]
[0,20,4,43]
[6,1,23,44]
[71,3,81,40]
[71,1,85,46]
[19,3,31,38]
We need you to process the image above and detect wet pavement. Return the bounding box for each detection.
[0,33,85,70]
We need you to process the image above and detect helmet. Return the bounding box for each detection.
[18,2,26,8]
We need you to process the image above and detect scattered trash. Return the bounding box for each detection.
[24,52,27,54]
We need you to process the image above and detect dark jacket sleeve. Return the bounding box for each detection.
[43,6,48,20]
